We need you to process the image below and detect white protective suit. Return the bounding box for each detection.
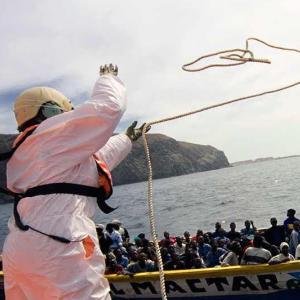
[2,75,132,300]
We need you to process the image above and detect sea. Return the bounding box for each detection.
[0,156,300,251]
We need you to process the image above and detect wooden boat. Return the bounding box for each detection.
[1,262,300,299]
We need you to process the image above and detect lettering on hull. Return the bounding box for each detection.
[110,272,294,298]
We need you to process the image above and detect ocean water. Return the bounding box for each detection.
[0,156,300,251]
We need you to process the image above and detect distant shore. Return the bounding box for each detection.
[231,155,300,167]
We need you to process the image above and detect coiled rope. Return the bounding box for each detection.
[142,37,300,300]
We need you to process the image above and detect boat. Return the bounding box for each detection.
[106,261,300,299]
[1,261,300,299]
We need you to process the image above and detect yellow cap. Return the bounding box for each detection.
[14,87,73,128]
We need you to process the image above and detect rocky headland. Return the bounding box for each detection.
[111,134,229,185]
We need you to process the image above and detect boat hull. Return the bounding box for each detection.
[1,262,300,299]
[107,261,300,299]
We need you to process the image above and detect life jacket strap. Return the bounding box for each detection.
[0,127,37,161]
[1,182,117,244]
[23,182,117,214]
[13,195,71,243]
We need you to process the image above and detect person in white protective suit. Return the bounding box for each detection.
[2,64,147,300]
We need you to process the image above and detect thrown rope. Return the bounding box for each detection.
[142,37,300,300]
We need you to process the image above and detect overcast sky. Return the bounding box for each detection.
[1,0,300,162]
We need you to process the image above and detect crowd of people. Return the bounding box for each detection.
[99,209,300,275]
[0,209,299,274]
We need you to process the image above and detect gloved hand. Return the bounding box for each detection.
[126,121,151,142]
[100,64,118,76]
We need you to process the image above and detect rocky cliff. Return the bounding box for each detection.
[0,133,229,203]
[111,134,229,185]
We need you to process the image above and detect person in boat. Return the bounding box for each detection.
[191,256,206,269]
[269,244,280,257]
[289,220,300,256]
[159,231,176,247]
[264,217,286,247]
[127,248,139,264]
[2,64,148,300]
[226,222,241,241]
[184,246,199,269]
[111,219,130,246]
[205,241,227,267]
[240,220,257,240]
[173,236,186,256]
[189,240,201,258]
[105,252,124,275]
[126,252,156,273]
[192,229,204,241]
[212,222,225,239]
[213,226,230,248]
[183,231,192,246]
[295,243,300,259]
[214,228,230,246]
[164,252,186,270]
[160,247,172,265]
[134,233,150,250]
[217,237,230,250]
[268,242,294,265]
[241,235,272,265]
[133,236,143,248]
[142,243,157,266]
[197,235,212,263]
[203,232,212,245]
[284,209,300,237]
[219,241,242,266]
[106,223,124,251]
[113,248,129,268]
[96,223,113,255]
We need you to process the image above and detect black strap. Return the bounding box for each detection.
[2,184,116,244]
[14,183,116,244]
[0,127,37,161]
[97,197,117,214]
[2,182,116,243]
[13,195,71,243]
[0,187,15,197]
[13,196,29,231]
[25,183,101,198]
[23,183,116,214]
[28,226,72,243]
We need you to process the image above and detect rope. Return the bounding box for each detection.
[142,126,167,300]
[142,38,300,300]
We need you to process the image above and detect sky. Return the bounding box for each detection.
[1,0,300,162]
